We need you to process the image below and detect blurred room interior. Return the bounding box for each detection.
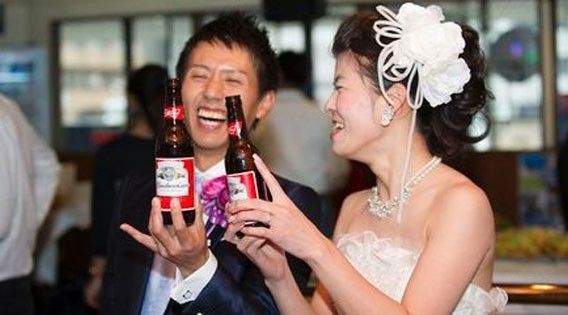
[0,0,567,314]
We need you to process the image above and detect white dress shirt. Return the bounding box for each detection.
[141,160,225,314]
[0,94,60,282]
[253,89,349,194]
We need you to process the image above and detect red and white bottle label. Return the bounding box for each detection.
[156,157,195,211]
[227,171,259,202]
[228,120,243,136]
[164,106,185,120]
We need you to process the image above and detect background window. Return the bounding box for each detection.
[264,21,305,53]
[132,16,167,69]
[168,16,194,76]
[311,18,342,106]
[558,0,568,144]
[132,15,194,76]
[58,16,194,152]
[59,20,125,151]
[485,0,542,150]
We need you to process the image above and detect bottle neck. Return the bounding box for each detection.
[225,97,249,141]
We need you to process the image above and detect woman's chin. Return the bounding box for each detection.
[331,144,349,159]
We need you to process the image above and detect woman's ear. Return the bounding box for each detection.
[385,83,407,111]
[374,83,407,127]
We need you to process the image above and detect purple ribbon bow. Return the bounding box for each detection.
[200,175,230,228]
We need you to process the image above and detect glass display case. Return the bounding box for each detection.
[0,47,50,143]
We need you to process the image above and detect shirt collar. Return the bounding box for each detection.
[277,88,304,101]
[195,159,226,184]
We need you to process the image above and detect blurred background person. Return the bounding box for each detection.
[254,51,350,236]
[0,93,61,315]
[558,134,568,231]
[83,65,168,309]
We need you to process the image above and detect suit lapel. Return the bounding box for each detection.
[208,223,226,250]
[206,175,287,250]
[125,173,156,315]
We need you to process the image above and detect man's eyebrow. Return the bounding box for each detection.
[187,64,210,71]
[187,65,247,77]
[219,68,248,76]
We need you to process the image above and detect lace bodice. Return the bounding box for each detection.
[336,231,508,314]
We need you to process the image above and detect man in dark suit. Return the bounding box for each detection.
[100,12,322,315]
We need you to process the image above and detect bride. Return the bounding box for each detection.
[226,3,508,314]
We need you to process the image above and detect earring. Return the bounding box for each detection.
[380,104,394,127]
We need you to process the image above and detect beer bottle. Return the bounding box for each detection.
[224,95,270,229]
[155,78,195,225]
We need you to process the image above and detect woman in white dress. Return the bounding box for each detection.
[226,3,508,314]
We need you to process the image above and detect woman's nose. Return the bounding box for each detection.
[323,92,337,114]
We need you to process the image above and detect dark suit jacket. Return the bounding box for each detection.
[100,168,322,315]
[558,137,568,229]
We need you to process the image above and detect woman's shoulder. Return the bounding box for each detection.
[428,166,494,236]
[436,168,490,211]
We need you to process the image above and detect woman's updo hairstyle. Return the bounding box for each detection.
[332,11,491,159]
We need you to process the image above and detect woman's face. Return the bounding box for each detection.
[324,52,382,159]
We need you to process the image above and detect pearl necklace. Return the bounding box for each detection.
[367,156,442,220]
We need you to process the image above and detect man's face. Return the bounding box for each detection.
[181,41,274,159]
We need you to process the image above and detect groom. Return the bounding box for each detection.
[99,13,322,315]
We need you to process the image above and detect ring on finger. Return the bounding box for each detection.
[266,212,272,227]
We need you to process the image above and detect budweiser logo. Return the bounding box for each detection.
[164,106,185,120]
[228,121,243,136]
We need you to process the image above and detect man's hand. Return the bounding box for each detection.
[83,256,106,309]
[120,197,209,277]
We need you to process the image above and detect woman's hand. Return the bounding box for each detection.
[225,223,288,281]
[225,154,328,263]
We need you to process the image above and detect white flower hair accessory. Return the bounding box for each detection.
[373,3,471,109]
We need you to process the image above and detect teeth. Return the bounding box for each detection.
[198,108,226,121]
[201,119,221,127]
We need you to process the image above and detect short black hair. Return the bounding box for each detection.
[127,64,168,134]
[278,51,308,88]
[175,12,279,98]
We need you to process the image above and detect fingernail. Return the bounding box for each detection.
[252,153,259,160]
[228,215,234,223]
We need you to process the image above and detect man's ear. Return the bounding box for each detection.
[255,90,276,120]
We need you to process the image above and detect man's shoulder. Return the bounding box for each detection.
[274,174,321,210]
[274,174,323,231]
[120,166,156,196]
[97,134,153,156]
[274,174,316,196]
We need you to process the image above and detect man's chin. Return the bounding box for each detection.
[193,141,229,155]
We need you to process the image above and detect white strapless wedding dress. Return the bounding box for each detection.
[336,231,508,314]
